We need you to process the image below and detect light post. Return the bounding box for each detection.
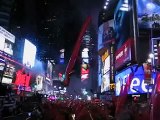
[144,53,154,105]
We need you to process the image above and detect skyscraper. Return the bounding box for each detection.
[0,0,15,30]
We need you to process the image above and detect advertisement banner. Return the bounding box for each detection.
[23,39,37,68]
[36,75,43,91]
[115,39,133,69]
[137,0,160,29]
[0,27,15,56]
[115,65,156,96]
[101,71,110,93]
[81,63,89,81]
[101,50,109,62]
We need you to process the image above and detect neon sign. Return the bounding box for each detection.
[115,65,156,96]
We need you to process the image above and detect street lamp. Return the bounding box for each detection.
[147,58,152,63]
[149,53,154,59]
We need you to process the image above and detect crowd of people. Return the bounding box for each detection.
[0,93,153,120]
[0,83,158,120]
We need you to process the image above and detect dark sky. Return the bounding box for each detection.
[20,0,104,37]
[11,0,104,61]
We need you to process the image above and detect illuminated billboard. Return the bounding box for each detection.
[103,55,110,75]
[137,0,160,29]
[0,62,5,71]
[101,71,110,93]
[81,48,89,82]
[2,62,15,84]
[101,52,111,92]
[35,75,43,91]
[115,65,156,96]
[114,0,135,69]
[23,39,37,68]
[14,69,31,87]
[102,20,114,44]
[98,0,135,70]
[0,26,15,56]
[46,60,53,81]
[81,62,89,81]
[59,49,65,64]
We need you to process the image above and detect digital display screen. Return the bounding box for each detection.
[36,75,43,91]
[115,65,156,96]
[81,63,89,81]
[23,39,37,68]
[46,60,53,80]
[137,0,160,28]
[114,0,133,50]
[15,69,31,87]
[3,63,15,78]
[0,27,15,56]
[2,77,12,84]
[103,56,110,75]
[102,19,114,44]
[0,62,5,71]
[101,71,110,93]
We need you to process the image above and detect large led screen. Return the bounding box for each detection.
[103,56,110,75]
[102,20,114,44]
[114,0,134,69]
[15,69,31,87]
[0,27,15,56]
[114,0,133,50]
[35,75,43,91]
[101,71,110,93]
[23,39,37,68]
[81,62,89,81]
[46,60,53,80]
[99,0,135,70]
[2,62,15,84]
[3,63,15,78]
[0,62,5,71]
[115,65,156,96]
[137,0,160,28]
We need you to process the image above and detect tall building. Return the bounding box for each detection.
[0,0,15,30]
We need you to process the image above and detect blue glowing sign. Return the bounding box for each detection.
[137,0,160,28]
[115,65,156,96]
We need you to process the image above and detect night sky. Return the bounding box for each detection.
[11,0,104,66]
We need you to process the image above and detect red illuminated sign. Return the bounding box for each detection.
[143,63,152,84]
[81,63,89,81]
[115,39,133,69]
[15,69,31,87]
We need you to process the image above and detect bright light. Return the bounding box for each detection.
[23,39,37,68]
[149,53,154,58]
[122,4,129,8]
[105,2,109,6]
[146,3,155,10]
[104,6,107,9]
[120,6,129,11]
[82,48,89,52]
[147,58,152,63]
[124,0,128,4]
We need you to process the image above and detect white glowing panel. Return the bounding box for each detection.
[101,71,110,93]
[0,34,5,51]
[2,77,12,84]
[0,27,15,55]
[103,56,110,74]
[36,75,43,91]
[82,51,89,58]
[23,39,37,68]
